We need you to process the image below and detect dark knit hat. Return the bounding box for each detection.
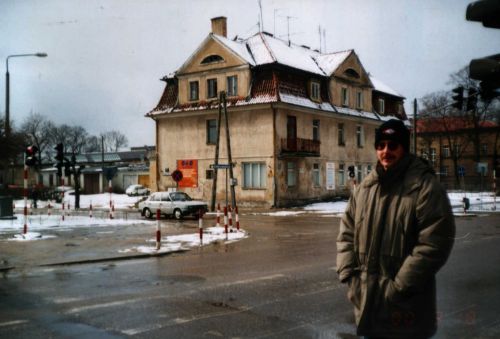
[374,119,410,152]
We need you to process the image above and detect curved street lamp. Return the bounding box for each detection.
[5,52,48,137]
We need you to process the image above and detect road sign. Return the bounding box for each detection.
[211,164,232,169]
[103,166,118,181]
[171,169,183,182]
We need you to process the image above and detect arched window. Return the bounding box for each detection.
[201,55,224,64]
[344,68,360,79]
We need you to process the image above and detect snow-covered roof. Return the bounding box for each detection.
[314,50,352,75]
[212,34,256,66]
[369,75,404,98]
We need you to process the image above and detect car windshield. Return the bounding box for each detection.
[170,192,192,202]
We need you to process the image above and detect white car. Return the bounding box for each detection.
[125,184,150,196]
[138,191,208,220]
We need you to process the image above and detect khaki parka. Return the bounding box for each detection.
[336,155,455,338]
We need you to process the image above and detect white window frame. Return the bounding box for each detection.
[287,162,296,187]
[189,81,199,101]
[243,162,267,189]
[313,163,320,187]
[356,125,365,148]
[313,120,320,141]
[338,123,345,146]
[378,98,385,114]
[227,75,238,97]
[207,78,217,99]
[339,163,346,186]
[356,91,363,109]
[341,87,349,106]
[311,81,321,101]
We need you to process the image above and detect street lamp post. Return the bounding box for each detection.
[5,53,47,138]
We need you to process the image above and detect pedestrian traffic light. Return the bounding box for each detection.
[64,162,72,177]
[451,86,464,110]
[55,143,64,162]
[466,88,478,111]
[25,145,39,167]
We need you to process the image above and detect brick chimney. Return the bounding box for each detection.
[211,16,227,37]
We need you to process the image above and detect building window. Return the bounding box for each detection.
[356,165,363,183]
[207,78,217,99]
[430,148,437,166]
[189,81,199,101]
[206,119,217,144]
[378,98,385,114]
[367,164,372,175]
[356,91,363,109]
[313,120,320,141]
[338,123,345,146]
[481,143,488,156]
[442,145,450,158]
[341,87,349,106]
[227,75,237,97]
[440,166,449,176]
[356,125,364,148]
[287,162,296,187]
[398,103,403,115]
[453,144,461,156]
[243,162,266,189]
[206,169,214,179]
[311,81,320,101]
[201,54,224,64]
[313,163,320,186]
[339,164,346,186]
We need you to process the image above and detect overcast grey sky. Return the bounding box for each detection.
[1,0,499,147]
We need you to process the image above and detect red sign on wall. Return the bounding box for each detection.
[176,159,198,188]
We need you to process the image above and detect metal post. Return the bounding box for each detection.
[210,94,223,211]
[156,209,161,250]
[23,165,28,234]
[413,98,417,154]
[222,92,237,209]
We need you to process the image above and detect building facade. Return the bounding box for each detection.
[417,117,499,190]
[147,17,406,207]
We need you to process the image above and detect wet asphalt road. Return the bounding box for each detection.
[1,212,499,338]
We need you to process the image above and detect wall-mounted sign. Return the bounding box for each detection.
[177,159,198,188]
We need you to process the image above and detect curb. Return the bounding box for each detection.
[0,248,188,272]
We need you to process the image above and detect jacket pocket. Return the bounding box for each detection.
[347,273,362,310]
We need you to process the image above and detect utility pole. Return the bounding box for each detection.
[223,92,237,209]
[210,93,223,211]
[413,98,418,154]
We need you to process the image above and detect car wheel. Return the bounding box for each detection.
[173,209,183,220]
[143,208,153,219]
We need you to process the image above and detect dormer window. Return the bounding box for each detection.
[378,98,385,114]
[201,54,224,64]
[310,81,321,101]
[341,87,349,106]
[344,68,360,79]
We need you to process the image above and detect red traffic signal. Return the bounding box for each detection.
[25,145,39,167]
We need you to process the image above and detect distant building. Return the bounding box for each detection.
[416,116,499,190]
[147,16,406,207]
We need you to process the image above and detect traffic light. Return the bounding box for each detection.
[466,88,478,111]
[466,0,500,29]
[64,162,72,177]
[25,145,39,167]
[451,86,464,110]
[348,166,355,178]
[54,143,64,177]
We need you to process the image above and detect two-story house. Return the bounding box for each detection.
[147,17,406,207]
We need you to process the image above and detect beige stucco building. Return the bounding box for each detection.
[147,17,406,208]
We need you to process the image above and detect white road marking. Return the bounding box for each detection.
[0,320,28,327]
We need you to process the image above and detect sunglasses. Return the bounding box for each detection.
[376,141,400,151]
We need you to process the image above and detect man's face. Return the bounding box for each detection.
[376,140,405,170]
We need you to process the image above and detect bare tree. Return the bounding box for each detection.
[21,112,55,164]
[102,130,128,152]
[84,135,102,153]
[66,126,89,154]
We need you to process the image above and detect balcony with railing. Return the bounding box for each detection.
[280,138,320,157]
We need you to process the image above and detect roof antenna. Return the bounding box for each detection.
[318,25,322,53]
[258,0,263,32]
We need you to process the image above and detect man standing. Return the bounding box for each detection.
[336,119,455,338]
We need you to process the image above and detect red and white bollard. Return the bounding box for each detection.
[235,206,240,230]
[199,211,204,245]
[224,206,228,239]
[110,202,115,220]
[216,203,221,227]
[89,202,93,218]
[23,166,28,234]
[156,209,161,250]
[61,178,65,221]
[48,203,52,217]
[228,205,233,230]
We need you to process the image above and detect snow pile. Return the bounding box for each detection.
[14,193,144,210]
[119,227,247,254]
[8,232,56,241]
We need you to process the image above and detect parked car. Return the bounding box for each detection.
[138,191,208,220]
[125,184,150,196]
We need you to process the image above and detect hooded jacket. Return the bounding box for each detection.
[336,154,455,338]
